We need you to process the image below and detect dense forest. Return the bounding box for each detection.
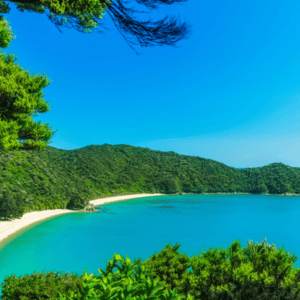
[0,144,299,219]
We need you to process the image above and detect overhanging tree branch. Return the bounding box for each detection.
[136,0,188,10]
[107,0,190,47]
[1,0,191,48]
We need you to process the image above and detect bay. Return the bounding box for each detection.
[1,194,300,287]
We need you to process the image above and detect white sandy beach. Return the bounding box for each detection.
[0,209,75,244]
[0,193,163,245]
[90,193,163,206]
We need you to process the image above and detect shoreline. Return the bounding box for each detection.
[0,209,75,249]
[89,193,163,206]
[0,193,163,247]
[0,192,298,248]
[175,192,300,196]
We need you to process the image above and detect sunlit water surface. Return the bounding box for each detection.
[1,194,300,288]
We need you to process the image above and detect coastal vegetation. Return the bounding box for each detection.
[243,163,300,194]
[2,239,300,299]
[0,144,299,219]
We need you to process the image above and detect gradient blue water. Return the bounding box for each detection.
[1,194,300,287]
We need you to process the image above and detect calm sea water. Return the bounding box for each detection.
[1,194,300,287]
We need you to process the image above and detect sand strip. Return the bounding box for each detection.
[90,193,163,206]
[0,209,75,247]
[0,194,163,245]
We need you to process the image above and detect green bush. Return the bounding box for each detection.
[1,271,83,300]
[143,243,191,294]
[185,239,300,300]
[58,254,191,300]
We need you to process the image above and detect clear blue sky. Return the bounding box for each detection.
[4,0,300,168]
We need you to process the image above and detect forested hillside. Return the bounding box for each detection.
[241,163,300,194]
[0,144,299,218]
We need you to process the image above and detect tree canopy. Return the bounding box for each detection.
[1,0,191,48]
[0,189,24,219]
[0,16,13,47]
[0,15,54,151]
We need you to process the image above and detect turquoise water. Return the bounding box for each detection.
[1,194,300,287]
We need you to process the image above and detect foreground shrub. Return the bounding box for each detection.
[1,271,83,300]
[3,239,300,299]
[185,239,300,300]
[143,243,191,294]
[59,254,192,300]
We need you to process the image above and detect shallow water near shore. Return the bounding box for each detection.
[1,194,300,288]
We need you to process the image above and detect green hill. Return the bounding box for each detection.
[0,144,299,219]
[241,163,300,194]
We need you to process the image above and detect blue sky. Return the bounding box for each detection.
[4,0,300,168]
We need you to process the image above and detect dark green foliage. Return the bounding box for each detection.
[143,243,191,293]
[0,149,94,215]
[0,144,299,220]
[66,194,88,210]
[1,271,84,300]
[242,163,300,194]
[0,189,24,219]
[184,239,300,300]
[33,144,249,196]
